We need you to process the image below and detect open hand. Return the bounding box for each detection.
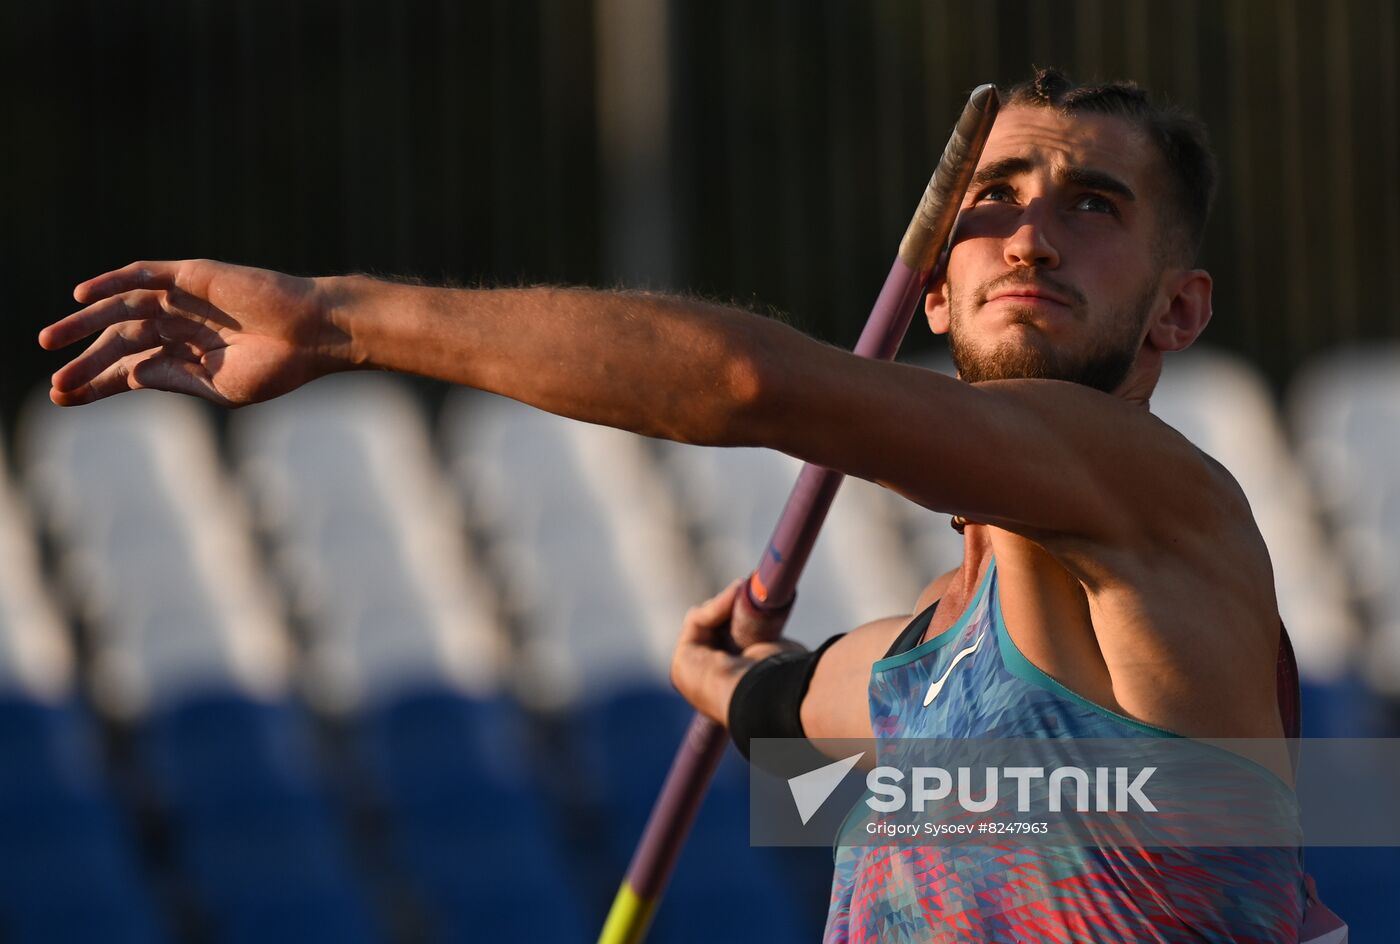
[40,259,348,408]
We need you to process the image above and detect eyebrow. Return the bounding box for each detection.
[969,157,1034,191]
[969,157,1137,202]
[1061,167,1136,202]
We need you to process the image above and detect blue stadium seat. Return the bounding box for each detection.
[431,885,588,944]
[138,692,375,937]
[7,901,167,944]
[358,688,590,941]
[390,793,569,883]
[397,814,588,943]
[570,684,820,942]
[0,699,167,941]
[0,698,107,800]
[212,888,380,944]
[170,785,375,940]
[574,686,694,829]
[0,794,140,901]
[1304,847,1400,943]
[141,693,326,817]
[646,746,815,944]
[178,797,357,907]
[359,690,529,808]
[1300,675,1392,738]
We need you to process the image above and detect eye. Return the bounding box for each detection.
[972,184,1016,205]
[1074,192,1118,215]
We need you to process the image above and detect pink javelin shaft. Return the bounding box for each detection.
[599,85,999,944]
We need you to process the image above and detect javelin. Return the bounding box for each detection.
[598,84,999,944]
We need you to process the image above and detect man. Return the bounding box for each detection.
[40,70,1319,940]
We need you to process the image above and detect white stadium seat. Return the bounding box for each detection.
[20,393,291,718]
[0,432,75,703]
[234,375,504,712]
[1289,345,1400,696]
[441,391,702,706]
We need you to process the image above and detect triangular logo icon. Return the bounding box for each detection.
[787,753,864,825]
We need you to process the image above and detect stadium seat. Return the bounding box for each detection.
[359,690,528,804]
[178,799,359,908]
[210,887,380,944]
[574,686,694,826]
[0,696,106,798]
[0,440,169,941]
[0,786,144,904]
[1290,345,1400,701]
[572,684,817,944]
[441,391,696,702]
[649,743,815,944]
[137,691,375,939]
[19,393,290,720]
[141,693,326,815]
[233,375,501,712]
[7,900,167,944]
[360,686,591,943]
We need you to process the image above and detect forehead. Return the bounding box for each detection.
[974,105,1158,189]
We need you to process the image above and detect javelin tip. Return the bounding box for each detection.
[968,83,998,111]
[896,82,1000,272]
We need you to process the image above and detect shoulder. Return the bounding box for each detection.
[973,379,1252,553]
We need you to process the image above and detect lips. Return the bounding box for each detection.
[988,288,1072,306]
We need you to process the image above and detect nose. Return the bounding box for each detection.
[1003,205,1060,269]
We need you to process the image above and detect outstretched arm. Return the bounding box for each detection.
[40,261,767,447]
[41,259,1228,546]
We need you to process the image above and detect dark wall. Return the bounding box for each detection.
[7,0,1399,426]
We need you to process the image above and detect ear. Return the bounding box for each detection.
[1147,268,1212,352]
[925,279,951,335]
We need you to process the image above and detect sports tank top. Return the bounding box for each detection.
[823,557,1307,943]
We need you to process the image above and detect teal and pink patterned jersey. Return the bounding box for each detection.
[824,557,1308,943]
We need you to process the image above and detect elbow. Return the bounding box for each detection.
[657,319,774,448]
[718,339,770,446]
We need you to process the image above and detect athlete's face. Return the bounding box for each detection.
[926,106,1210,395]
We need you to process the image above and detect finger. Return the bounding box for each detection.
[50,320,163,392]
[49,348,159,406]
[73,260,185,305]
[678,578,746,644]
[699,577,747,620]
[41,289,230,354]
[50,349,228,408]
[40,290,165,351]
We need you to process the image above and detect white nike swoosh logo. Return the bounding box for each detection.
[923,629,987,707]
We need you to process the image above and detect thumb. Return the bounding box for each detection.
[677,578,746,650]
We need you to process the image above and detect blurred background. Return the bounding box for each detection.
[4,0,1398,941]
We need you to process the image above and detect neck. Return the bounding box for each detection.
[955,525,996,594]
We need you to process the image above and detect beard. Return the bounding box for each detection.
[947,269,1157,394]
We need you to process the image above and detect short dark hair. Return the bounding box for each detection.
[999,67,1218,264]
